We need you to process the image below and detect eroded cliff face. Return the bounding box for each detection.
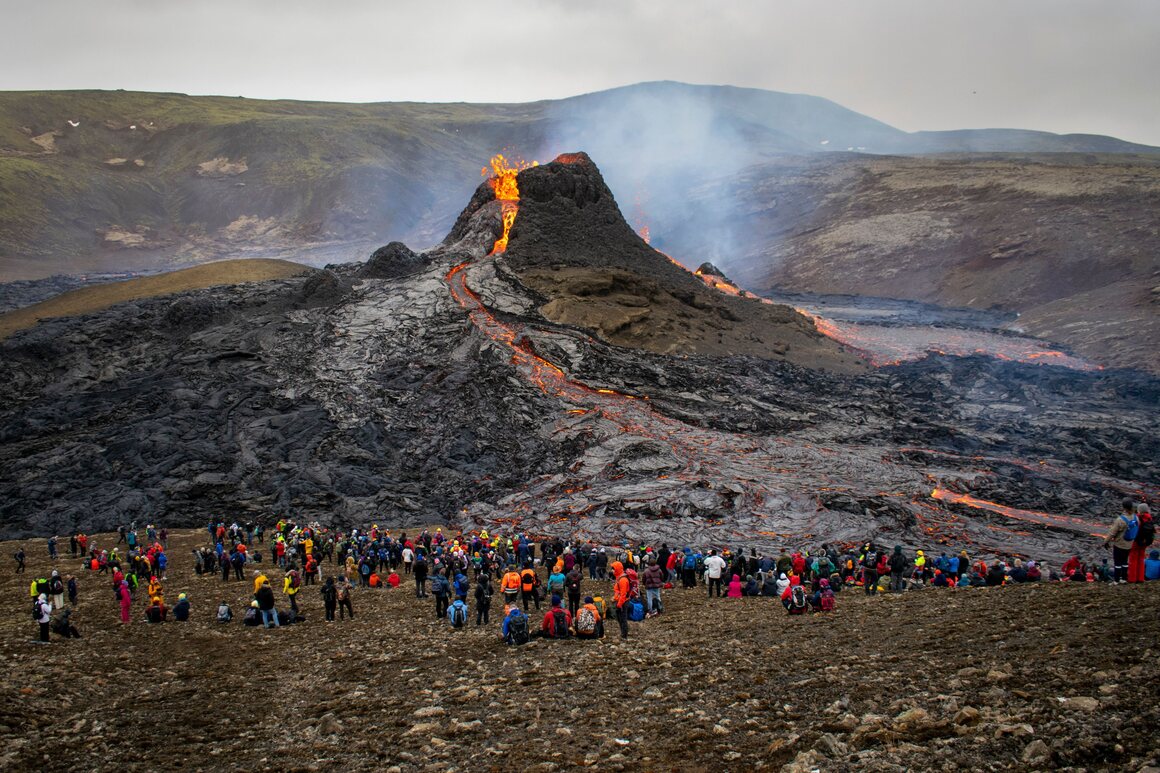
[0,154,1155,564]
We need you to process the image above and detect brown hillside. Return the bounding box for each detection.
[0,258,311,339]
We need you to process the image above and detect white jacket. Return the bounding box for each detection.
[703,555,727,579]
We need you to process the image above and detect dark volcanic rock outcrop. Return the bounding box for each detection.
[0,153,1156,563]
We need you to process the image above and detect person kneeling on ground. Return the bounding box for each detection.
[574,596,604,639]
[243,600,261,627]
[217,600,233,623]
[541,594,572,639]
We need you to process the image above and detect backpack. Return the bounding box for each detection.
[217,604,232,623]
[32,599,43,622]
[592,596,607,618]
[790,585,808,610]
[551,608,571,638]
[628,600,645,622]
[819,589,835,612]
[575,606,598,635]
[1134,518,1154,547]
[683,554,696,570]
[1122,515,1139,542]
[49,577,64,594]
[288,571,301,590]
[509,612,529,645]
[337,585,350,602]
[449,602,467,627]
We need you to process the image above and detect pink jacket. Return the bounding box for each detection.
[726,575,743,598]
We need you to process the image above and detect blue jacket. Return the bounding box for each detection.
[501,609,526,637]
[1146,552,1160,581]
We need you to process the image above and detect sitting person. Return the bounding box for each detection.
[51,608,81,639]
[1025,561,1042,582]
[216,600,233,623]
[501,605,529,645]
[742,575,759,597]
[782,582,808,615]
[810,578,835,612]
[242,600,261,627]
[932,569,951,588]
[173,593,191,622]
[144,597,168,623]
[387,571,401,588]
[574,596,604,639]
[726,574,743,598]
[1146,550,1160,581]
[541,595,572,638]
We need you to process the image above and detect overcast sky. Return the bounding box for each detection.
[3,0,1158,145]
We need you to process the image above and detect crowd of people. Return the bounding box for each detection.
[19,497,1158,644]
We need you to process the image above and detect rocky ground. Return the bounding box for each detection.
[2,529,1159,772]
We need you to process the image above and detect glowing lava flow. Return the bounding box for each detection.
[482,154,535,255]
[930,488,1104,536]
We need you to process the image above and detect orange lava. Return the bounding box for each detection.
[930,488,1104,536]
[481,154,535,255]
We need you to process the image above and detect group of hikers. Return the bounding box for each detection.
[20,496,1158,643]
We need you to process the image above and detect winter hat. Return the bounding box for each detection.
[38,593,47,602]
[551,594,562,606]
[583,596,593,603]
[178,593,187,600]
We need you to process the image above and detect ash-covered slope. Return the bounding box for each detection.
[0,153,1156,563]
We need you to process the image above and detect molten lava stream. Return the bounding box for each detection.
[930,488,1104,536]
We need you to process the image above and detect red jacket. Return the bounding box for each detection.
[541,607,572,637]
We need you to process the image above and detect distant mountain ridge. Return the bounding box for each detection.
[1,81,1156,282]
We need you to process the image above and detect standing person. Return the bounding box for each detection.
[48,570,65,609]
[402,544,414,575]
[565,566,583,620]
[501,565,522,608]
[117,580,132,624]
[431,569,451,620]
[413,553,428,598]
[337,576,354,620]
[321,577,338,623]
[48,536,58,561]
[613,569,632,640]
[255,580,278,628]
[703,550,727,598]
[861,543,879,595]
[474,573,493,626]
[1104,498,1139,583]
[889,546,908,593]
[14,547,25,574]
[642,557,664,616]
[34,594,52,643]
[1128,504,1154,584]
[520,563,541,612]
[283,565,301,617]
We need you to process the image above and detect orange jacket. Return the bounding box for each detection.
[502,571,522,592]
[520,568,539,593]
[613,575,631,608]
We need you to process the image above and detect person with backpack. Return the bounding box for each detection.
[217,600,233,623]
[48,570,65,610]
[321,577,338,622]
[541,595,572,639]
[1104,498,1139,583]
[520,564,541,612]
[860,544,879,596]
[474,573,493,625]
[255,580,278,628]
[33,593,52,643]
[782,582,808,615]
[502,605,530,645]
[431,569,451,620]
[413,553,429,598]
[283,565,302,616]
[448,598,469,629]
[1128,504,1154,584]
[813,578,836,612]
[574,597,604,639]
[453,571,470,603]
[565,566,583,619]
